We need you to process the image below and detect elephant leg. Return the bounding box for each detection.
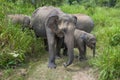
[56,37,64,58]
[63,35,74,67]
[78,48,84,61]
[78,42,87,61]
[83,42,87,60]
[46,30,56,68]
[63,44,68,56]
[44,39,48,51]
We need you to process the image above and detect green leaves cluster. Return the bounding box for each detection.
[0,23,32,68]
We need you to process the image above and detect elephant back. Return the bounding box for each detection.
[74,14,94,33]
[31,6,63,37]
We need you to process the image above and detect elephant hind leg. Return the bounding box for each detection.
[56,37,64,59]
[44,39,48,51]
[63,44,68,56]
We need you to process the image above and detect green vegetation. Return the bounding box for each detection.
[0,0,120,80]
[0,1,45,69]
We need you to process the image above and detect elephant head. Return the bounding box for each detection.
[81,33,96,57]
[87,35,96,57]
[46,13,77,67]
[22,16,32,31]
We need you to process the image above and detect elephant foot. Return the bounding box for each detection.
[48,62,56,69]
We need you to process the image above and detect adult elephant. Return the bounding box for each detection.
[73,14,94,33]
[31,6,77,68]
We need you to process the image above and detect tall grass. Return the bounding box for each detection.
[96,46,120,80]
[0,1,45,68]
[90,26,120,80]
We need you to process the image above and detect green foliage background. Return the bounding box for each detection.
[0,0,120,80]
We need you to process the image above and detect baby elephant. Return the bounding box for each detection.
[7,14,31,31]
[63,29,96,61]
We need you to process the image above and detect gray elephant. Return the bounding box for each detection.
[7,14,31,31]
[30,6,77,68]
[63,29,96,61]
[73,14,94,33]
[56,14,94,57]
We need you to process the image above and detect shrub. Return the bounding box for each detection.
[0,0,46,69]
[0,20,46,68]
[0,23,32,68]
[91,46,120,80]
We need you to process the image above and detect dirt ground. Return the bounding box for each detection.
[1,50,98,80]
[25,52,98,80]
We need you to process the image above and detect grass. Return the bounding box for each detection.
[0,1,120,80]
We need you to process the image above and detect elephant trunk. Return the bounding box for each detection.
[63,34,74,67]
[93,44,96,57]
[63,48,74,67]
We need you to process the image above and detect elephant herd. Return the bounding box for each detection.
[7,6,96,69]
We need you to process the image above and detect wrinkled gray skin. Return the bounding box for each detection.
[73,14,94,33]
[7,14,31,31]
[57,14,94,58]
[31,6,77,68]
[74,29,96,60]
[63,29,96,61]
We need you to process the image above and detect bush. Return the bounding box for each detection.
[0,23,32,68]
[0,21,46,68]
[91,46,120,80]
[0,0,46,69]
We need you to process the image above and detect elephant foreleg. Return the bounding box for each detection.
[56,37,64,58]
[46,30,56,68]
[78,42,87,61]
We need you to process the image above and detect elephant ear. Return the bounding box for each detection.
[46,15,59,33]
[73,16,77,25]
